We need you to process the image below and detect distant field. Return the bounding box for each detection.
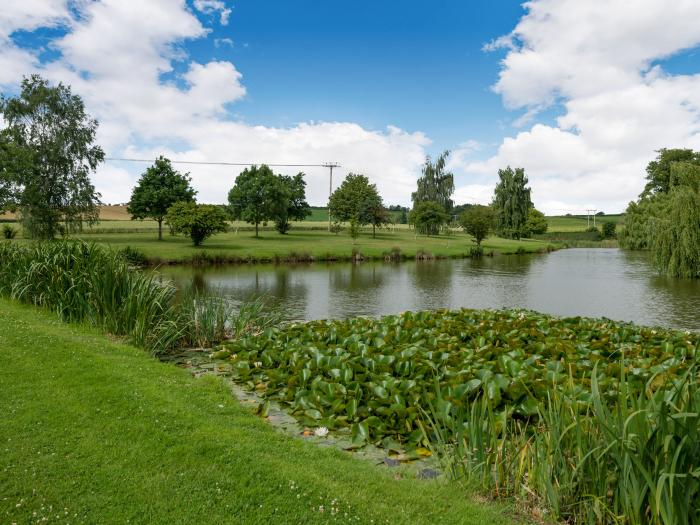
[546,214,625,232]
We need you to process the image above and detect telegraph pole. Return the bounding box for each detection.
[323,162,340,232]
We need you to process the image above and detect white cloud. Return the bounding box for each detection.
[193,0,232,26]
[460,0,700,214]
[0,0,429,205]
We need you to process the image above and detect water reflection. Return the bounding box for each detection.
[159,249,700,330]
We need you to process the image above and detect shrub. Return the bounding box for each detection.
[165,202,228,246]
[119,246,149,267]
[459,205,494,249]
[602,221,616,239]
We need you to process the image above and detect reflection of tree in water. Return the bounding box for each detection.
[328,262,387,293]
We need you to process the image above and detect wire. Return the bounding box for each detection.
[105,157,333,168]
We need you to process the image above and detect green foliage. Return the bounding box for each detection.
[458,205,494,248]
[601,221,616,239]
[214,309,698,449]
[621,151,700,277]
[0,241,277,353]
[2,224,17,239]
[119,245,149,267]
[492,166,532,239]
[409,201,449,235]
[165,202,228,246]
[650,183,700,278]
[127,156,196,240]
[642,148,700,197]
[412,151,455,212]
[273,173,311,234]
[523,207,547,236]
[0,75,103,239]
[426,369,700,524]
[348,218,360,241]
[329,173,387,237]
[228,165,285,237]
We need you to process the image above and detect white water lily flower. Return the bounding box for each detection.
[314,426,329,437]
[253,361,262,368]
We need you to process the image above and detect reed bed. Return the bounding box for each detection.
[0,240,275,353]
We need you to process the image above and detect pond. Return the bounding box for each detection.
[158,248,700,331]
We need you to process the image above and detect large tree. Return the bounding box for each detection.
[274,173,311,234]
[641,148,700,197]
[492,166,532,239]
[328,173,386,236]
[359,193,390,238]
[412,150,455,212]
[228,165,285,237]
[0,75,103,238]
[127,156,197,240]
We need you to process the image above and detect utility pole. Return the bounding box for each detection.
[586,209,597,229]
[323,162,340,232]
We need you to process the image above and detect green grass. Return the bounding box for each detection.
[62,228,553,264]
[546,214,625,232]
[0,299,512,525]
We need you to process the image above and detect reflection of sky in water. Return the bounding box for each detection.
[159,249,700,330]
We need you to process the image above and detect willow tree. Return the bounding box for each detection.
[492,166,532,239]
[412,151,455,212]
[649,162,700,278]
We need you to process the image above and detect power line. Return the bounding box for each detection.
[105,157,331,168]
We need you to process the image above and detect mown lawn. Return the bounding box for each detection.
[68,228,552,263]
[0,300,513,525]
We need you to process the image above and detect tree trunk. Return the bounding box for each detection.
[158,218,163,240]
[255,221,259,238]
[372,224,376,238]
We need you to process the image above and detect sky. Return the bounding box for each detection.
[2,0,700,214]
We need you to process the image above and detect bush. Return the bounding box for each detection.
[119,246,149,267]
[458,205,494,249]
[601,221,616,239]
[165,202,228,246]
[2,224,17,239]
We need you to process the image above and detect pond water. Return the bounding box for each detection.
[158,249,700,330]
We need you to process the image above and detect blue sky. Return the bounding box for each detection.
[199,0,525,156]
[2,1,700,212]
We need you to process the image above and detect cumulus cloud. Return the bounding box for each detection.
[457,0,700,214]
[0,0,429,205]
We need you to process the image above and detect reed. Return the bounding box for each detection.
[0,240,275,353]
[423,368,700,524]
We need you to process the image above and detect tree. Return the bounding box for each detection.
[165,202,228,246]
[228,165,284,237]
[459,205,495,250]
[409,201,449,236]
[273,173,311,234]
[641,148,700,197]
[602,221,616,239]
[127,156,197,240]
[524,208,548,236]
[328,173,385,236]
[620,152,700,277]
[359,193,390,238]
[492,166,532,239]
[412,151,455,212]
[0,75,103,238]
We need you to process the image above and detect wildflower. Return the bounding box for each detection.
[253,361,262,368]
[314,426,329,437]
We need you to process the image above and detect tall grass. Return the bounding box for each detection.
[0,241,277,353]
[423,369,700,524]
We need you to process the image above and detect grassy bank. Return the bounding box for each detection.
[0,300,512,525]
[69,229,555,265]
